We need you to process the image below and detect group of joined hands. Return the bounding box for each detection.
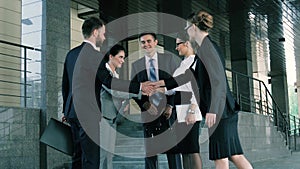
[140,80,165,96]
[139,80,217,127]
[139,80,197,125]
[139,80,170,118]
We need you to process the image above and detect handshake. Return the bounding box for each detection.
[140,80,166,96]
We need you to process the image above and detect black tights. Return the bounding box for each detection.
[182,153,202,169]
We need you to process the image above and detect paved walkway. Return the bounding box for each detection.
[251,151,300,169]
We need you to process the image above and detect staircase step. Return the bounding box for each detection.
[113,154,169,169]
[113,113,291,168]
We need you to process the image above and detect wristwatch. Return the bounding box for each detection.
[188,109,195,114]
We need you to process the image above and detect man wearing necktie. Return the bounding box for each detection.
[131,33,182,169]
[149,58,157,82]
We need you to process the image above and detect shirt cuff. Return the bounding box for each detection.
[166,104,173,109]
[165,89,175,95]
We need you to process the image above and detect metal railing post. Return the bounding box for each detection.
[235,73,239,104]
[239,94,242,110]
[298,117,300,136]
[24,48,27,107]
[259,81,263,114]
[293,116,297,150]
[266,90,269,115]
[287,124,290,148]
[276,107,280,129]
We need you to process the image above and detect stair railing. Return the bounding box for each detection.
[0,40,41,108]
[226,68,300,150]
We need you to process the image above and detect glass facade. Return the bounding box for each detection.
[21,0,42,108]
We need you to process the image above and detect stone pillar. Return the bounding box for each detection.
[41,0,70,168]
[158,0,192,58]
[267,3,289,118]
[229,2,254,112]
[158,0,192,19]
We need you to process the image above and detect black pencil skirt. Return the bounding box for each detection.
[175,121,200,154]
[209,113,244,160]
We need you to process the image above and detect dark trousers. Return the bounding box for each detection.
[143,123,182,169]
[145,154,182,169]
[69,119,100,169]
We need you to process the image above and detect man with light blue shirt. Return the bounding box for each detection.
[131,32,182,169]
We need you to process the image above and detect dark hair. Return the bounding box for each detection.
[176,31,189,42]
[138,32,157,40]
[103,44,125,62]
[82,17,105,38]
[186,12,195,23]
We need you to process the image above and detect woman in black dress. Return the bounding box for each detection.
[184,10,253,169]
[172,32,203,169]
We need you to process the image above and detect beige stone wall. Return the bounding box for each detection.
[0,0,22,107]
[70,8,83,49]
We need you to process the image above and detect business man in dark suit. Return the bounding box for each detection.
[62,17,154,169]
[131,33,182,169]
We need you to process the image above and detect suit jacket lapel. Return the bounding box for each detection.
[158,53,163,80]
[158,53,169,80]
[138,57,149,81]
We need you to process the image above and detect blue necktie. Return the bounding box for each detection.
[149,59,157,81]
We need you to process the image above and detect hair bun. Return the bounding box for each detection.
[192,11,213,31]
[198,11,213,29]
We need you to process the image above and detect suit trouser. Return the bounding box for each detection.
[145,153,182,169]
[99,118,117,169]
[69,119,100,169]
[143,125,182,169]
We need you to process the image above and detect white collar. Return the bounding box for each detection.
[105,63,119,78]
[183,54,195,61]
[83,40,98,51]
[145,52,158,62]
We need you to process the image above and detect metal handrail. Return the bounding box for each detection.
[0,40,41,108]
[0,40,41,52]
[226,68,300,150]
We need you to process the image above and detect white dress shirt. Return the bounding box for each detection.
[83,39,99,51]
[105,63,119,78]
[172,55,202,122]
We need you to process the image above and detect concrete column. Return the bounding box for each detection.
[158,0,192,19]
[158,0,192,58]
[41,0,70,168]
[229,2,254,112]
[267,3,289,117]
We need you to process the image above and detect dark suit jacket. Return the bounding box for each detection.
[62,42,142,143]
[191,54,239,119]
[62,42,141,120]
[131,53,180,127]
[62,43,84,120]
[165,37,239,119]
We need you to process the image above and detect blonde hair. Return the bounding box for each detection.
[191,10,213,32]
